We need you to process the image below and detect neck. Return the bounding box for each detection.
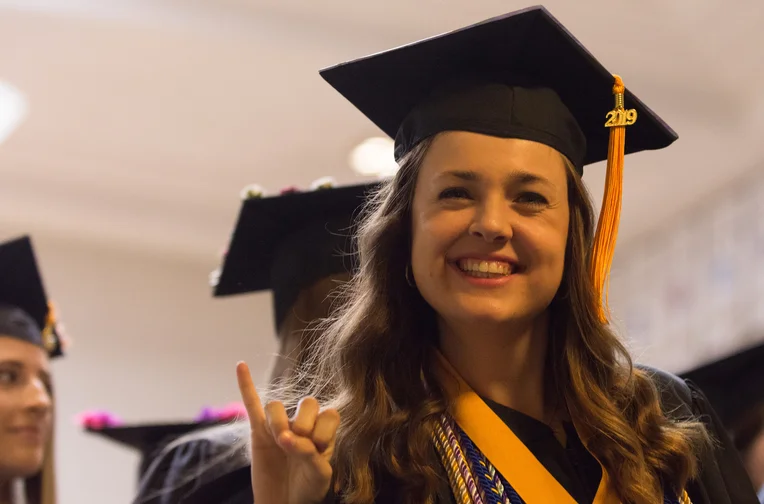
[438,314,552,422]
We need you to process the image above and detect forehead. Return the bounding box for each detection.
[420,131,568,180]
[0,336,49,369]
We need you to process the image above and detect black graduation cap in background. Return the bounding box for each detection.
[319,5,677,173]
[88,421,219,479]
[680,342,764,429]
[211,182,380,331]
[0,236,64,358]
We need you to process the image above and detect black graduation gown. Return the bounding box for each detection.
[131,424,250,504]
[142,367,759,504]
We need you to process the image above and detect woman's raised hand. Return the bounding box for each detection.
[236,362,340,504]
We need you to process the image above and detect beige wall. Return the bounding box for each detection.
[10,231,277,504]
[608,165,764,373]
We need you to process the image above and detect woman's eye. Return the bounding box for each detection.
[438,187,471,200]
[516,192,549,205]
[0,370,19,386]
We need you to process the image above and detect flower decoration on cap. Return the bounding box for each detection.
[209,246,231,287]
[208,267,221,287]
[280,186,301,195]
[240,184,265,200]
[76,410,124,430]
[310,176,336,191]
[194,402,248,422]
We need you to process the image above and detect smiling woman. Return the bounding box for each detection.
[0,236,65,504]
[229,6,758,504]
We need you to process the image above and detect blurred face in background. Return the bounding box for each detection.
[0,336,52,480]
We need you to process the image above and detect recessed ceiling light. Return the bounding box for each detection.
[349,137,397,177]
[0,81,28,146]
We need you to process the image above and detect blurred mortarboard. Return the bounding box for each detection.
[88,422,211,455]
[319,5,677,323]
[210,179,380,331]
[0,236,64,358]
[88,421,221,479]
[680,342,764,428]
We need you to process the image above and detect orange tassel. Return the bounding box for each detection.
[42,301,57,352]
[590,75,636,324]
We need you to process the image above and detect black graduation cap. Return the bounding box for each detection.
[319,5,678,324]
[680,342,764,429]
[211,181,380,331]
[88,422,220,479]
[319,5,677,174]
[0,236,64,358]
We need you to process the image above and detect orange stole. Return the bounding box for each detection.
[434,352,621,504]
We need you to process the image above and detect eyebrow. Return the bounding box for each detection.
[0,360,23,369]
[437,169,553,187]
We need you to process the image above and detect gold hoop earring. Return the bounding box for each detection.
[405,264,416,287]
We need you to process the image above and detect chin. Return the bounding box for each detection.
[3,452,45,478]
[16,463,43,478]
[450,304,526,325]
[448,297,548,327]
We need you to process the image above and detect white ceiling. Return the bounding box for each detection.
[0,0,762,265]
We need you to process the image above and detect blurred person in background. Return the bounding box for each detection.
[0,236,66,504]
[682,342,764,502]
[133,180,377,503]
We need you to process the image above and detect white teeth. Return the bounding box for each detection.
[457,259,512,277]
[465,271,500,278]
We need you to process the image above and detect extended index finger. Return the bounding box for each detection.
[236,361,266,430]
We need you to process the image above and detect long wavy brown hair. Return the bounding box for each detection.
[287,136,710,504]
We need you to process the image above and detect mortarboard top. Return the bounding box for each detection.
[87,422,218,456]
[210,179,381,331]
[319,5,676,173]
[0,236,64,358]
[319,5,678,323]
[680,342,764,429]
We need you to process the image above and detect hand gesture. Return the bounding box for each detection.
[236,361,340,504]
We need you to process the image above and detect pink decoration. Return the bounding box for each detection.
[194,402,248,422]
[280,186,301,195]
[76,410,123,429]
